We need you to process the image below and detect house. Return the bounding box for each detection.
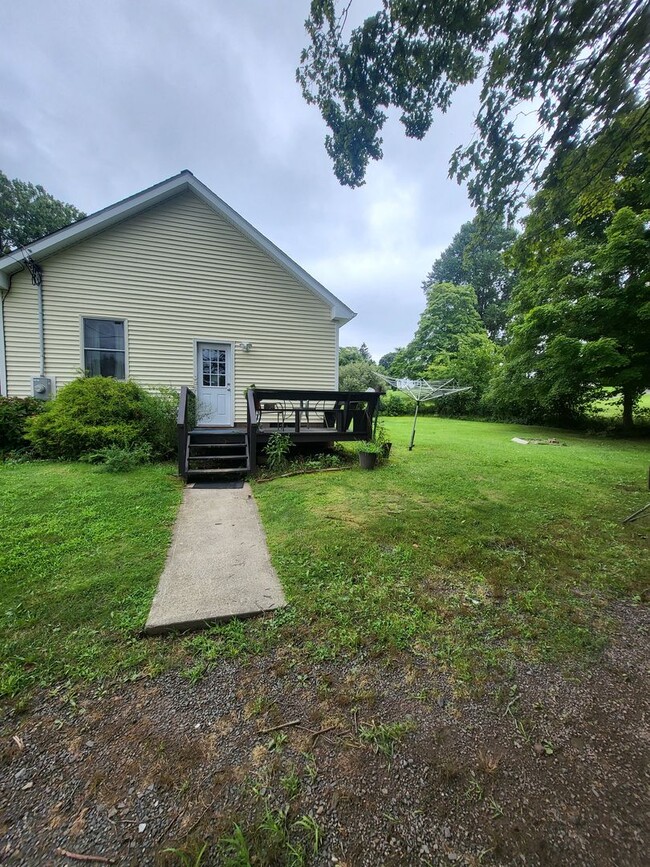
[0,170,356,428]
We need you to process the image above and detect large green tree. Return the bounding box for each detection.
[378,350,398,370]
[391,282,486,377]
[298,0,650,217]
[492,108,650,429]
[0,171,85,253]
[339,345,366,366]
[424,216,517,339]
[339,359,384,390]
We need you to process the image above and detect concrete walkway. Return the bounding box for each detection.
[144,483,286,635]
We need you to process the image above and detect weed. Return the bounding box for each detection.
[488,797,504,819]
[358,720,414,757]
[247,695,270,719]
[281,765,301,799]
[85,441,152,472]
[301,751,318,782]
[267,731,288,753]
[293,814,322,854]
[219,824,252,866]
[465,772,484,802]
[164,841,208,866]
[265,433,292,473]
[181,662,207,685]
[477,749,500,774]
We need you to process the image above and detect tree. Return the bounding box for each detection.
[493,108,650,429]
[359,341,372,361]
[424,216,517,339]
[339,359,384,391]
[378,350,398,370]
[339,345,366,366]
[0,171,85,253]
[426,332,503,415]
[391,282,485,377]
[298,0,650,218]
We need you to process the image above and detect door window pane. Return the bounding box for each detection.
[201,347,227,387]
[83,319,126,379]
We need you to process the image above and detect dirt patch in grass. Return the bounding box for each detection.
[1,602,648,866]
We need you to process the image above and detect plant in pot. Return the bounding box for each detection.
[355,439,383,469]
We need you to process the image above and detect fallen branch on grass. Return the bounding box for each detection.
[255,466,354,483]
[622,503,650,524]
[55,849,116,864]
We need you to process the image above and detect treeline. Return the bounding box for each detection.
[342,106,650,431]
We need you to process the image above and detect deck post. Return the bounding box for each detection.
[177,386,189,479]
[247,388,258,473]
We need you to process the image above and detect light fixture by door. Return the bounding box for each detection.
[236,341,253,352]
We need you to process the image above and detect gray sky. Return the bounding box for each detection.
[2,0,477,359]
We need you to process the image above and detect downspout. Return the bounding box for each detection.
[21,254,45,379]
[0,275,8,396]
[334,319,340,389]
[37,276,45,377]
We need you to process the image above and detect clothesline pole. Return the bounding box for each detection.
[409,400,420,451]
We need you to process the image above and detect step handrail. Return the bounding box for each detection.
[177,386,196,479]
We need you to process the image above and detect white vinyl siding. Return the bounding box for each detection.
[3,192,337,420]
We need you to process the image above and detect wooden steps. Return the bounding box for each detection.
[186,430,249,481]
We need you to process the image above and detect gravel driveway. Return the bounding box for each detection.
[1,603,648,866]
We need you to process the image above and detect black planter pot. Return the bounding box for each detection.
[358,451,378,470]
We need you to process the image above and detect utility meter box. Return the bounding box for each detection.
[32,376,53,401]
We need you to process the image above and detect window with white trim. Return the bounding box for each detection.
[83,318,126,379]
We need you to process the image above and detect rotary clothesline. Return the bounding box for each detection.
[378,374,471,450]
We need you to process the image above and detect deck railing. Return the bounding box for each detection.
[246,388,381,471]
[177,385,196,478]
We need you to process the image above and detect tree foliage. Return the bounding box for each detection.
[339,345,366,366]
[491,107,650,428]
[425,216,517,338]
[339,359,384,391]
[339,343,383,390]
[298,0,650,217]
[426,332,503,415]
[378,350,398,370]
[392,282,485,377]
[0,171,85,253]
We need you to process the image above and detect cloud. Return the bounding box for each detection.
[1,0,477,358]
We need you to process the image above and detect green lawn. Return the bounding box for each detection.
[2,418,649,700]
[588,389,650,421]
[245,417,649,683]
[0,461,182,698]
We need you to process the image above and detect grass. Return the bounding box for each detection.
[244,417,649,683]
[2,416,649,699]
[588,389,650,421]
[358,719,415,757]
[0,461,182,698]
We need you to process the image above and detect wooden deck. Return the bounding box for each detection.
[177,387,380,478]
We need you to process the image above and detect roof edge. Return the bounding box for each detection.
[0,170,356,324]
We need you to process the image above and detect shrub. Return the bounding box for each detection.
[339,360,384,391]
[139,386,179,459]
[25,377,178,460]
[379,390,417,416]
[84,442,152,473]
[0,396,45,453]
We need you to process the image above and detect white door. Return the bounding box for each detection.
[197,342,232,426]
